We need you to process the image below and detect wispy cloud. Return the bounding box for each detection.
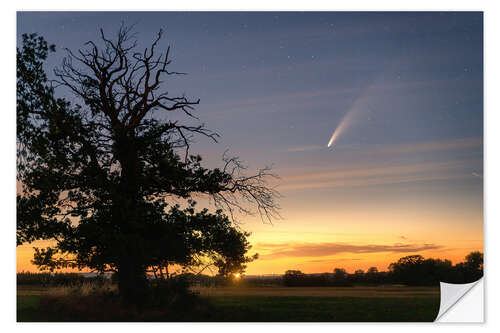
[280,173,468,191]
[284,145,324,152]
[374,137,482,154]
[203,75,466,118]
[283,137,482,156]
[256,242,442,259]
[284,160,464,182]
[306,258,362,263]
[278,159,475,191]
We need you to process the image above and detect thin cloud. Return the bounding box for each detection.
[203,76,462,118]
[277,137,482,191]
[307,258,362,263]
[278,160,474,191]
[279,173,467,191]
[283,137,481,156]
[283,160,465,182]
[284,145,323,152]
[256,242,442,259]
[374,137,482,154]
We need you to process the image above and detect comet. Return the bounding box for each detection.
[326,74,380,150]
[326,72,388,149]
[325,64,409,149]
[327,109,352,148]
[327,100,362,148]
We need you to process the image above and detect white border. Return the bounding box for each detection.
[3,1,499,332]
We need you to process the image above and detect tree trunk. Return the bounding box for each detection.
[113,133,149,306]
[117,257,149,306]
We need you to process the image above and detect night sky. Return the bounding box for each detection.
[17,12,483,274]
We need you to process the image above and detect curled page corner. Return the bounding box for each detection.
[435,278,484,322]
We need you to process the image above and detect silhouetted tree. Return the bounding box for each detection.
[283,270,305,286]
[333,267,347,281]
[352,269,365,283]
[17,27,279,305]
[465,251,483,273]
[388,252,481,286]
[452,251,483,283]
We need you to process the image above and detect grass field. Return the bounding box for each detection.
[191,285,439,297]
[17,285,440,322]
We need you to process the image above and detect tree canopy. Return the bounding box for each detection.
[17,27,280,304]
[388,252,483,285]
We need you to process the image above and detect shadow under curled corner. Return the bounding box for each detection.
[435,278,484,322]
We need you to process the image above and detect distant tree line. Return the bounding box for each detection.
[17,271,108,287]
[388,252,483,286]
[282,267,386,287]
[281,252,483,287]
[17,252,482,288]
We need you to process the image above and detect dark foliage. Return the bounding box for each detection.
[16,27,279,305]
[388,251,483,286]
[283,270,352,287]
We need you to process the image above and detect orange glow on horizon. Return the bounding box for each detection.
[16,137,483,276]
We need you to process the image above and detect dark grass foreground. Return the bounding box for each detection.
[17,294,439,322]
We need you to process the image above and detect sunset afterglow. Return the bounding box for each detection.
[16,12,483,276]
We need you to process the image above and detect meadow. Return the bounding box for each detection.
[17,283,440,322]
